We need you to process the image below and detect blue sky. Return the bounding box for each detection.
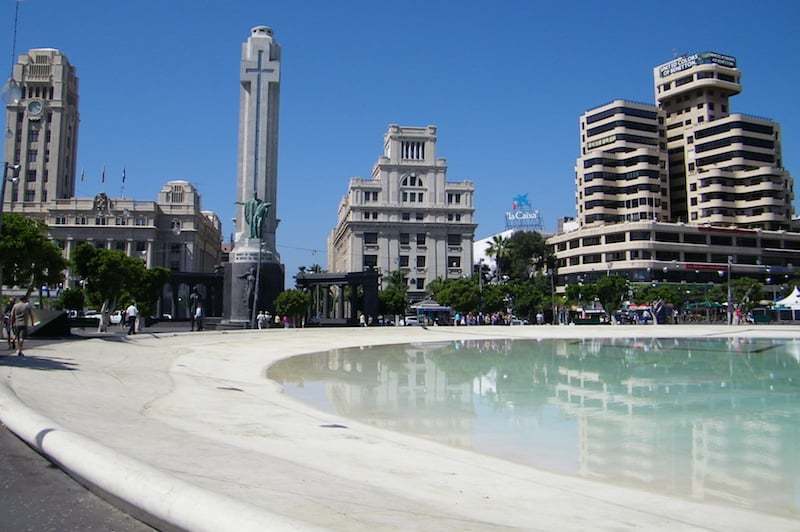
[3,0,799,283]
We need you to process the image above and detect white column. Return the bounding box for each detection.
[126,239,133,257]
[105,238,113,250]
[146,239,154,268]
[64,238,74,288]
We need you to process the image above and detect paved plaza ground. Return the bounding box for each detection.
[1,325,799,531]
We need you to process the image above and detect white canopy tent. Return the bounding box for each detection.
[774,286,800,310]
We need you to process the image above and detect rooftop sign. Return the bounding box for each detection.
[658,52,736,78]
[505,193,543,231]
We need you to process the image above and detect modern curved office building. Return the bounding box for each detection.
[551,51,798,293]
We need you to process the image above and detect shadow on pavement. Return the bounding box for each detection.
[0,354,78,371]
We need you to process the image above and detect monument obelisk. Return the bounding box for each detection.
[226,26,285,325]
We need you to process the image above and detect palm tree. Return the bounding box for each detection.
[485,235,511,279]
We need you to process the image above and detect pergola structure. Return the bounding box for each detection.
[295,270,380,326]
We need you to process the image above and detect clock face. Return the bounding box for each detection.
[27,100,43,116]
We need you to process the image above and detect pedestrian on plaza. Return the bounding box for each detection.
[10,295,34,357]
[125,302,139,335]
[189,288,201,331]
[3,298,16,350]
[536,312,544,325]
[359,313,366,327]
[257,310,268,330]
[194,303,204,331]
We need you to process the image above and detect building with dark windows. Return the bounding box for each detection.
[2,48,223,299]
[551,51,798,293]
[328,125,476,300]
[3,48,79,203]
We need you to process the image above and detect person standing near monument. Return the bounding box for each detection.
[10,296,34,357]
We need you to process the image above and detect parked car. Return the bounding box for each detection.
[110,310,123,325]
[404,315,419,326]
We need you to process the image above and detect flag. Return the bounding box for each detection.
[122,167,126,183]
[80,169,85,182]
[101,165,105,183]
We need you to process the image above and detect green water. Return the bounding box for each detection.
[268,337,800,517]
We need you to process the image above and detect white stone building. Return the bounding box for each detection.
[2,48,222,289]
[328,125,476,299]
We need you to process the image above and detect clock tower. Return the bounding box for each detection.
[2,48,79,205]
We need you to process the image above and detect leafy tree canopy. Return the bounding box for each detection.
[275,289,311,321]
[379,270,408,316]
[0,213,66,291]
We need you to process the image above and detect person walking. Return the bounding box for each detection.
[194,303,204,331]
[189,288,201,331]
[125,302,139,335]
[10,296,34,357]
[3,298,16,351]
[257,310,267,330]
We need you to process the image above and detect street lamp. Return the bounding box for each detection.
[726,255,733,325]
[0,162,22,302]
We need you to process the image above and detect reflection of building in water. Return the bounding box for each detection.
[284,343,476,447]
[552,337,800,515]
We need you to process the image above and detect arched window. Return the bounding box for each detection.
[401,174,423,187]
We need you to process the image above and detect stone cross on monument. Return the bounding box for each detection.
[226,26,285,325]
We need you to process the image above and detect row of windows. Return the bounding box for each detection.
[660,71,739,93]
[695,135,774,154]
[699,175,784,188]
[586,120,658,138]
[558,230,798,250]
[700,206,786,217]
[584,169,660,182]
[696,150,775,167]
[585,196,662,210]
[24,84,55,100]
[402,191,424,203]
[694,120,774,139]
[585,106,658,125]
[583,155,660,169]
[366,232,464,247]
[699,190,784,202]
[584,183,660,196]
[53,216,149,226]
[398,255,427,268]
[447,192,462,204]
[583,211,660,224]
[362,191,379,202]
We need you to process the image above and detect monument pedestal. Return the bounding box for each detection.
[224,238,284,326]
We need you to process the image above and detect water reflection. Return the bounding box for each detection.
[267,337,800,517]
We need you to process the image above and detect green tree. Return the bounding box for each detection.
[379,270,408,320]
[482,283,507,313]
[506,231,548,281]
[431,277,481,313]
[508,279,547,321]
[275,289,311,326]
[73,243,166,331]
[565,282,596,306]
[485,235,511,279]
[0,213,67,296]
[56,287,85,311]
[129,267,171,320]
[594,275,628,316]
[732,277,763,310]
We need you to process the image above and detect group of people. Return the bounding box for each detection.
[2,296,35,356]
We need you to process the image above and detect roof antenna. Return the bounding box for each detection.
[1,0,23,105]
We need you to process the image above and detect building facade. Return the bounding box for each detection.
[3,48,79,204]
[552,51,798,292]
[6,180,222,287]
[328,125,476,299]
[2,48,223,292]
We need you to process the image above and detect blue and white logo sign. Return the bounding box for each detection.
[505,193,543,230]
